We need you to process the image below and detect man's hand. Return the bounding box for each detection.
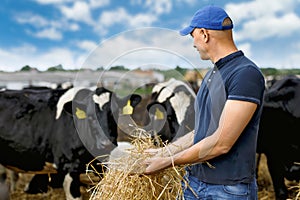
[142,131,195,174]
[144,148,162,156]
[144,147,172,158]
[143,156,172,174]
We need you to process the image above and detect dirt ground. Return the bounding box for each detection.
[7,154,299,200]
[9,174,91,200]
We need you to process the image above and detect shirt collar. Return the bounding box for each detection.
[214,50,244,69]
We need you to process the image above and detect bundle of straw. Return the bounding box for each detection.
[88,129,187,200]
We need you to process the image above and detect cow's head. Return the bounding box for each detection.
[56,87,141,159]
[144,79,196,143]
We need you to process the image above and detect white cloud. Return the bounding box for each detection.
[127,13,157,27]
[37,48,80,69]
[287,52,300,68]
[83,33,147,68]
[226,0,295,24]
[96,8,157,35]
[0,44,83,71]
[89,0,110,8]
[237,39,300,69]
[130,0,172,14]
[236,42,252,57]
[129,0,196,15]
[33,27,63,40]
[14,12,80,40]
[176,0,197,4]
[282,41,300,68]
[59,1,94,24]
[83,28,208,70]
[33,0,73,4]
[68,23,80,31]
[98,7,128,27]
[225,0,300,41]
[34,0,110,8]
[294,41,300,50]
[256,53,300,69]
[15,13,49,28]
[76,40,98,51]
[235,13,300,41]
[145,0,172,15]
[9,44,37,55]
[130,0,142,5]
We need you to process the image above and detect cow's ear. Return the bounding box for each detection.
[95,87,111,96]
[63,101,73,115]
[129,94,142,107]
[63,89,91,117]
[151,92,158,100]
[118,94,141,115]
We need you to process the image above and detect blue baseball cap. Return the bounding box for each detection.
[180,6,233,36]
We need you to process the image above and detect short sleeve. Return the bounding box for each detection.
[227,66,265,105]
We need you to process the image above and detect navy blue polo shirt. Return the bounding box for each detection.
[190,50,265,184]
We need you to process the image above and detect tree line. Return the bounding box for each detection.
[18,65,300,77]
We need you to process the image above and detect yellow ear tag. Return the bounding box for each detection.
[75,107,86,119]
[122,100,133,115]
[155,107,164,120]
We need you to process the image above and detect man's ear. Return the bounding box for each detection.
[202,29,209,42]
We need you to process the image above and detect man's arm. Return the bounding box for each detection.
[146,130,195,157]
[144,99,257,174]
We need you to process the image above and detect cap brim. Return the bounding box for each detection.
[179,26,194,36]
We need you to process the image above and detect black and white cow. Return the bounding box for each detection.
[257,75,300,200]
[144,78,196,143]
[0,86,141,200]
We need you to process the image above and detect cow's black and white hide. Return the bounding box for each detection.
[257,75,300,200]
[0,87,141,200]
[143,78,196,143]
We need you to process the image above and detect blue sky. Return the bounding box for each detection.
[1,0,300,72]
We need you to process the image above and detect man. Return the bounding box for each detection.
[143,5,265,199]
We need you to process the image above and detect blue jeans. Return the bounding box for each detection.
[181,174,258,200]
